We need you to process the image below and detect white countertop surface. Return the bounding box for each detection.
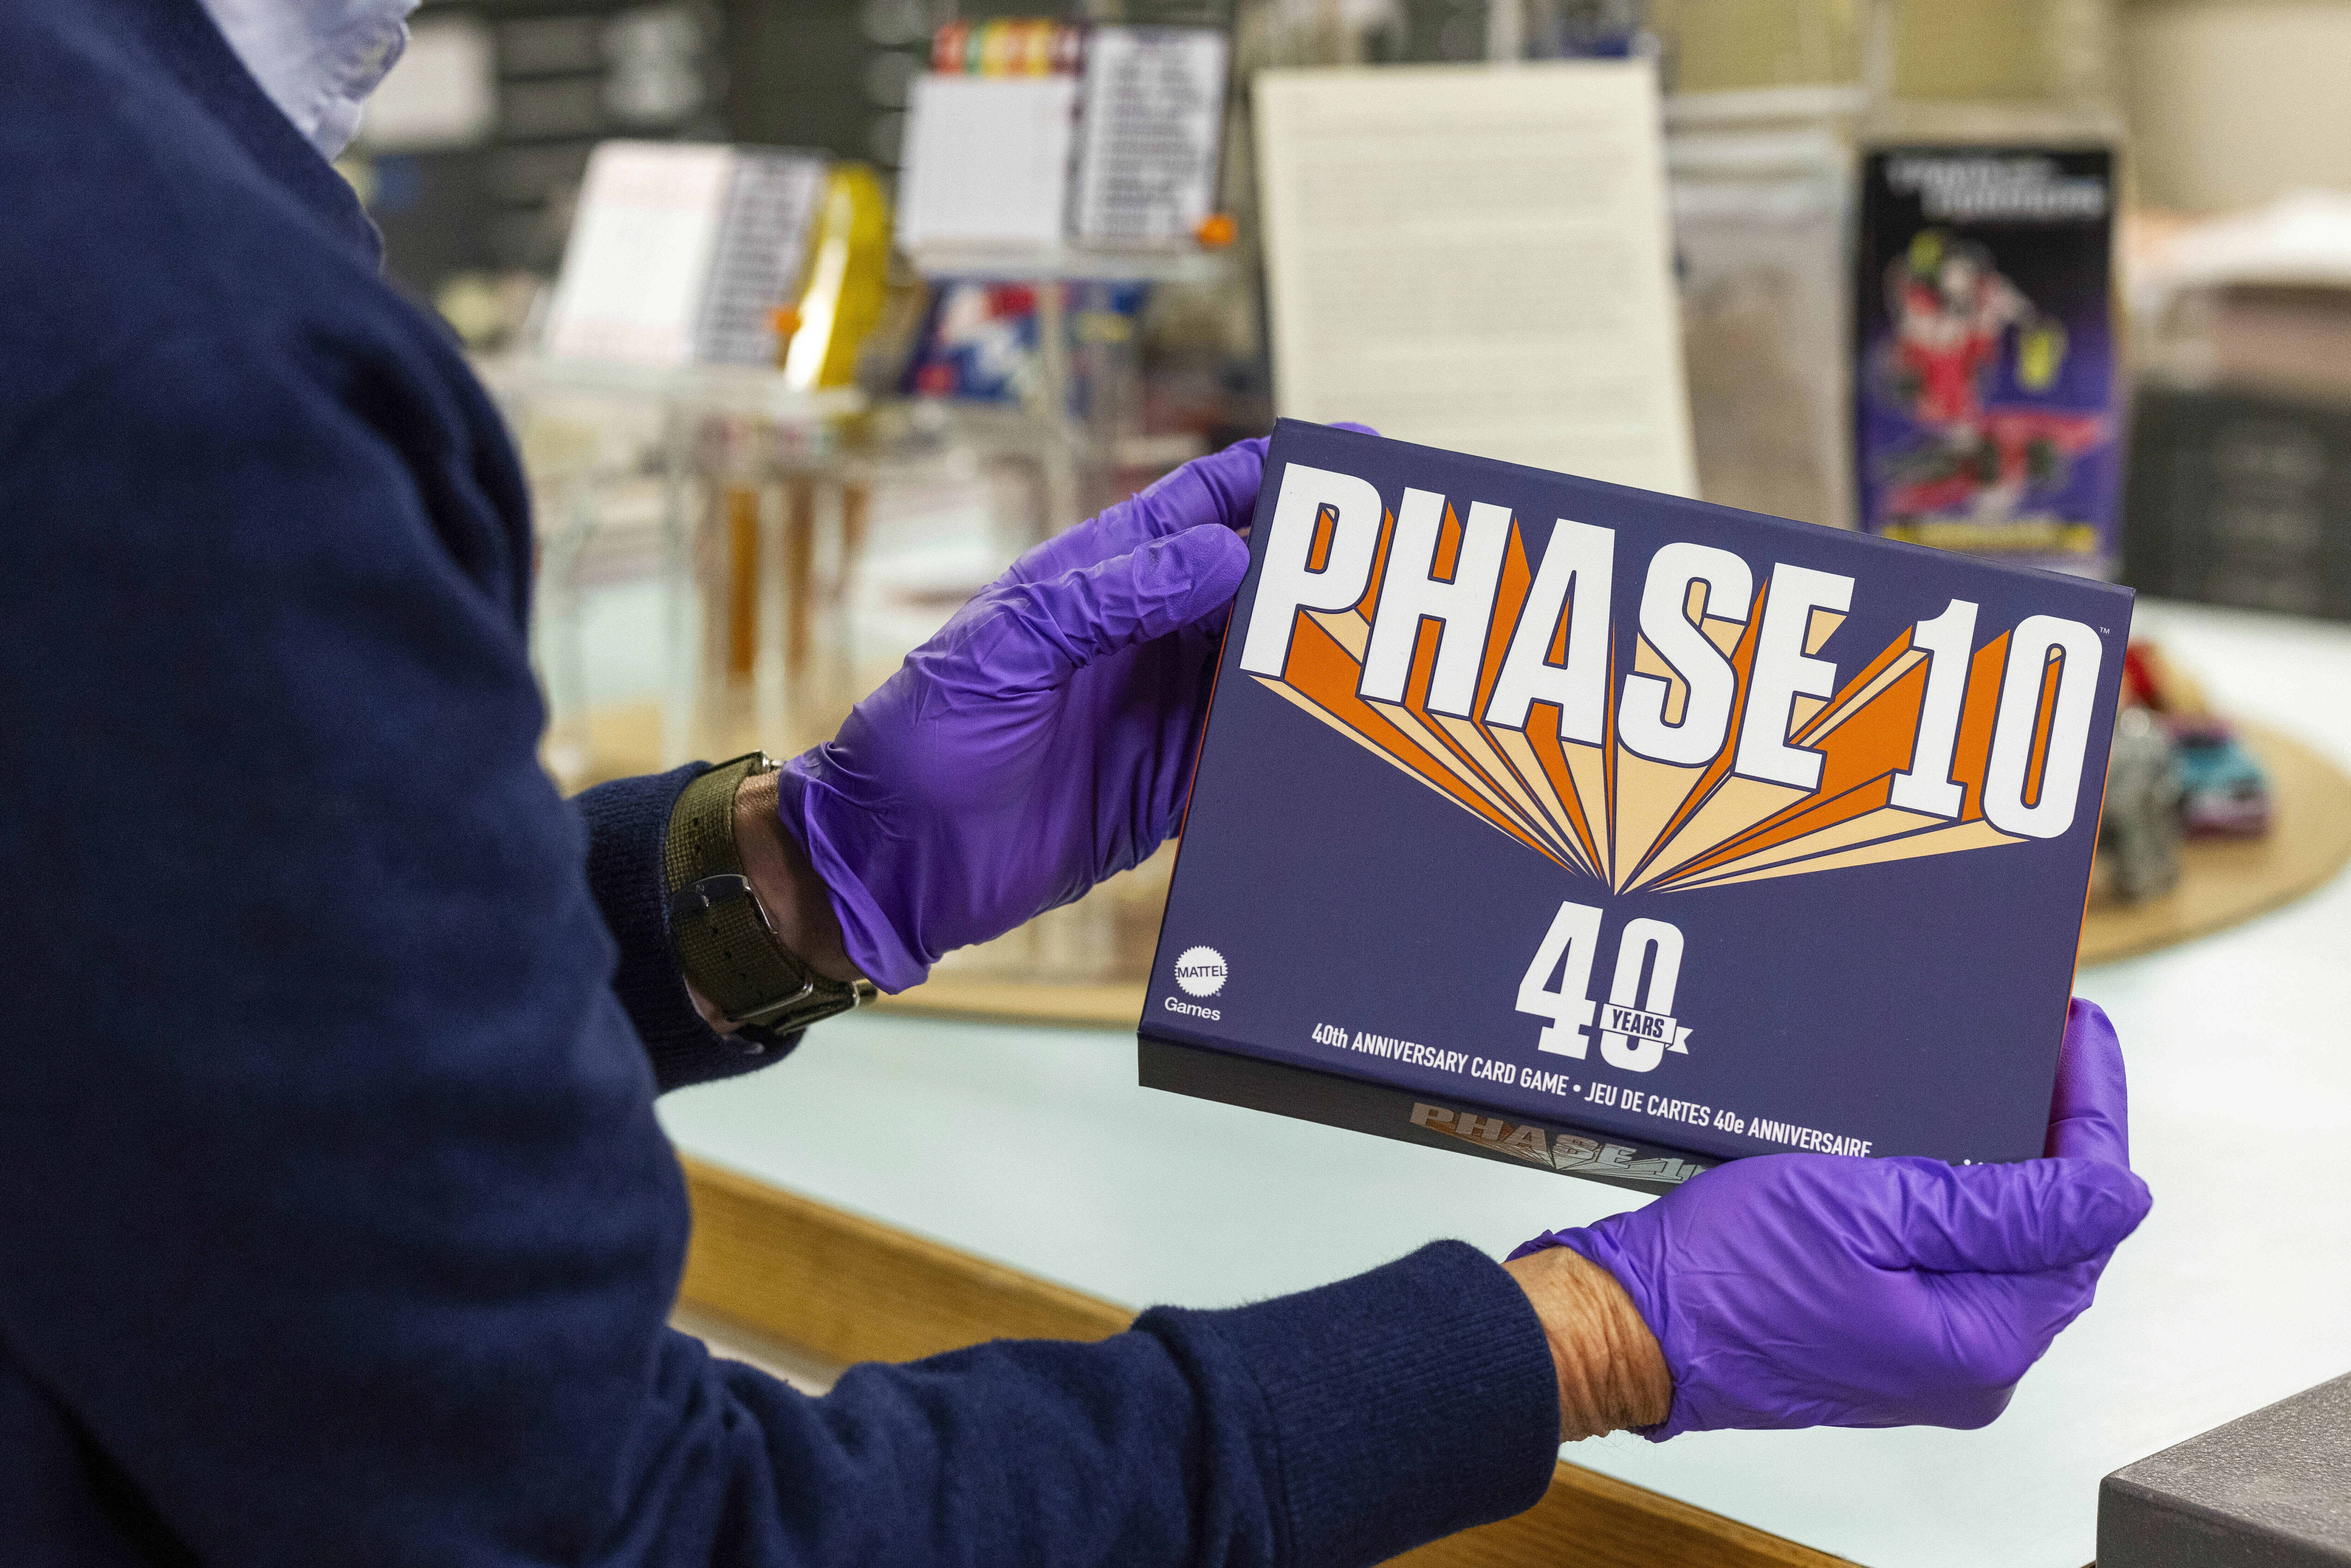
[659,599,2351,1568]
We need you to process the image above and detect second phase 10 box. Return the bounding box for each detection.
[1140,421,2130,1194]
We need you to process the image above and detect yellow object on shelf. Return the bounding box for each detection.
[782,164,893,392]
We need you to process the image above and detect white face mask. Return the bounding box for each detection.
[198,0,420,160]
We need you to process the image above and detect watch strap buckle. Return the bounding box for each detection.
[669,873,756,928]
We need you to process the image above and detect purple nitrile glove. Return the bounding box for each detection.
[1511,999,2151,1438]
[779,428,1369,992]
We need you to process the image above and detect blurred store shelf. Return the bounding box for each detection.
[903,244,1232,285]
[477,355,866,423]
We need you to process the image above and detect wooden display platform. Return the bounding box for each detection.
[878,719,2351,1029]
[2076,720,2351,964]
[677,1156,1850,1568]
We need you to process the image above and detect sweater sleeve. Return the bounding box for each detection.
[0,323,1560,1568]
[712,1241,1561,1568]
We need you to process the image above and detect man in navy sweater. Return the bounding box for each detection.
[0,3,2150,1564]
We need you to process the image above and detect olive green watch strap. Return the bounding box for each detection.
[663,753,875,1049]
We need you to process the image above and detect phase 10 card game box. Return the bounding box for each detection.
[1139,420,2130,1194]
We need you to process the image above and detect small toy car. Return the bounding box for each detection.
[2172,717,2273,838]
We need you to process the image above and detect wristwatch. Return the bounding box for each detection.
[663,752,877,1051]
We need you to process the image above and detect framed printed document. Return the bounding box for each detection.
[1254,61,1696,496]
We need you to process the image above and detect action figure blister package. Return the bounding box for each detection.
[1854,148,2120,573]
[1140,421,2130,1192]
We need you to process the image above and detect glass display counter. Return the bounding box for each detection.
[486,352,1179,989]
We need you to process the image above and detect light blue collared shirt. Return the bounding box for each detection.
[198,0,419,159]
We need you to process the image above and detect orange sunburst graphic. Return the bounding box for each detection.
[1252,514,2032,892]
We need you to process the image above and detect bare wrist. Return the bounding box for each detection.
[730,769,862,985]
[1503,1244,1672,1441]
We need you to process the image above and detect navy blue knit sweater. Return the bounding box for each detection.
[0,4,1559,1564]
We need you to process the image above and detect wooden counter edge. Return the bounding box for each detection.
[676,1156,1852,1568]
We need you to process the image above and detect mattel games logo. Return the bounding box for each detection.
[1174,946,1229,997]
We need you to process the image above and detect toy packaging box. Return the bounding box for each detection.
[1140,421,2131,1193]
[1855,148,2120,573]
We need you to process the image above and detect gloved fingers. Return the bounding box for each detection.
[1864,1154,2151,1275]
[981,525,1253,689]
[1138,422,1374,536]
[1009,438,1270,587]
[2045,997,2131,1166]
[1918,1263,2110,1409]
[1014,422,1381,584]
[1137,435,1270,535]
[1166,422,1374,522]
